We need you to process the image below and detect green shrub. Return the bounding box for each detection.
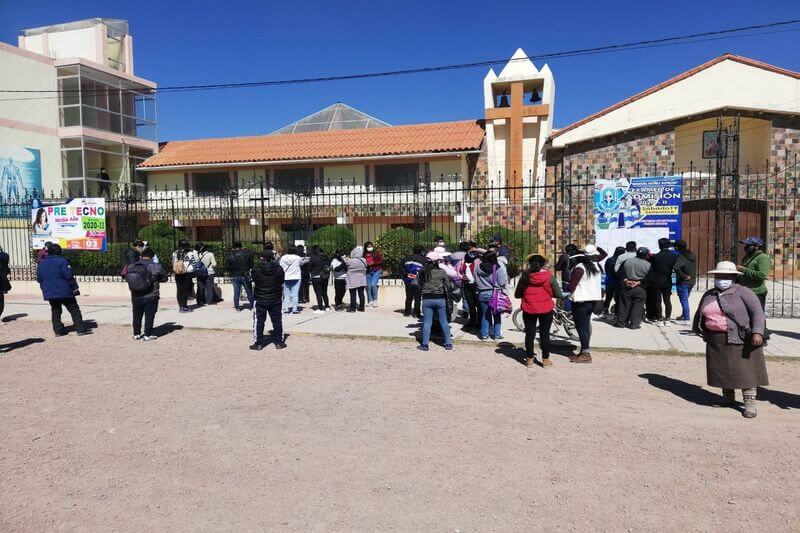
[65,242,127,276]
[374,227,416,277]
[416,229,455,251]
[137,222,187,273]
[474,225,538,278]
[307,225,356,255]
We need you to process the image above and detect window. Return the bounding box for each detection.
[193,171,230,195]
[275,168,314,193]
[374,163,418,189]
[56,65,157,141]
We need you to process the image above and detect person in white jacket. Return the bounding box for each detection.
[279,245,304,313]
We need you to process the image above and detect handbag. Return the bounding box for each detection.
[488,265,512,314]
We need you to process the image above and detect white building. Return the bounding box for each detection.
[0,18,157,198]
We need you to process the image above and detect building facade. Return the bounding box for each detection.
[0,18,157,198]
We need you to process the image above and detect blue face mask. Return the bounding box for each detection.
[715,279,733,290]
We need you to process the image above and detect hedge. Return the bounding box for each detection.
[374,227,416,276]
[306,225,356,255]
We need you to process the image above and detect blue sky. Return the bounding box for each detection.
[2,0,798,141]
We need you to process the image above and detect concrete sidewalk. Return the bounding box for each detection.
[3,293,799,357]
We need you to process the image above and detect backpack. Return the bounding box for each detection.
[126,262,154,293]
[192,253,208,277]
[173,257,187,275]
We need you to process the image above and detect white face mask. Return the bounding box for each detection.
[366,247,374,252]
[715,279,733,290]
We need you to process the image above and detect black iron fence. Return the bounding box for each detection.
[1,162,797,316]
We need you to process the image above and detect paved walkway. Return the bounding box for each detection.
[3,294,799,357]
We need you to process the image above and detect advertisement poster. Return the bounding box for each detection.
[31,198,107,251]
[1,145,42,201]
[594,176,682,253]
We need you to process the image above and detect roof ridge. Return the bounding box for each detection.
[551,53,800,140]
[162,119,483,145]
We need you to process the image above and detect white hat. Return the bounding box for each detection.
[583,244,598,255]
[707,261,739,275]
[433,246,451,257]
[426,251,441,262]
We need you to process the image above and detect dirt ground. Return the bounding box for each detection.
[1,321,799,531]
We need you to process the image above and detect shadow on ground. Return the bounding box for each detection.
[0,337,45,353]
[768,329,800,341]
[638,373,728,408]
[152,322,184,337]
[2,313,28,323]
[758,388,800,409]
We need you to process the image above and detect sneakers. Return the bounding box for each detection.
[142,335,158,341]
[274,341,287,350]
[417,344,429,352]
[444,344,453,351]
[479,336,489,341]
[249,343,264,351]
[569,353,592,363]
[76,330,91,336]
[542,358,553,368]
[133,334,144,340]
[525,357,535,367]
[179,307,193,313]
[54,330,67,337]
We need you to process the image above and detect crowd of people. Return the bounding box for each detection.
[2,232,775,418]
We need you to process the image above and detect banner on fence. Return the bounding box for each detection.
[594,176,682,253]
[1,145,42,202]
[30,197,107,251]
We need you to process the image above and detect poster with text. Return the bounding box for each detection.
[594,176,682,253]
[31,197,107,251]
[1,145,42,201]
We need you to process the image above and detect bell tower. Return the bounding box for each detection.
[484,49,554,200]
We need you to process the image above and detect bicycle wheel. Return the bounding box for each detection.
[560,312,580,341]
[512,308,525,332]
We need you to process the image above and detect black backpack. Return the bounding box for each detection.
[127,262,154,293]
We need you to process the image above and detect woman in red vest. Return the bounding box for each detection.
[515,254,563,368]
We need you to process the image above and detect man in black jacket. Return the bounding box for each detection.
[308,245,330,313]
[673,239,697,322]
[225,242,254,311]
[645,238,677,321]
[129,248,169,340]
[250,250,286,350]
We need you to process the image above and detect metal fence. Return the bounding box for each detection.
[1,161,798,316]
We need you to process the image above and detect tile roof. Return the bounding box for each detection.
[140,119,485,169]
[550,54,800,140]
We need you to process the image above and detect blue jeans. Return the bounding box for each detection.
[231,276,254,310]
[676,282,693,320]
[421,298,451,346]
[283,279,300,312]
[561,281,572,312]
[366,270,381,302]
[478,296,502,339]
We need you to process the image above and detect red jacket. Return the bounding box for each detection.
[365,250,383,272]
[520,270,555,315]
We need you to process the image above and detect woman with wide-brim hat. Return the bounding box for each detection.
[692,261,768,418]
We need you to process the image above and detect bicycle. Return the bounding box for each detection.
[512,300,579,341]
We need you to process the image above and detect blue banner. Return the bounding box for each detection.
[594,175,682,252]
